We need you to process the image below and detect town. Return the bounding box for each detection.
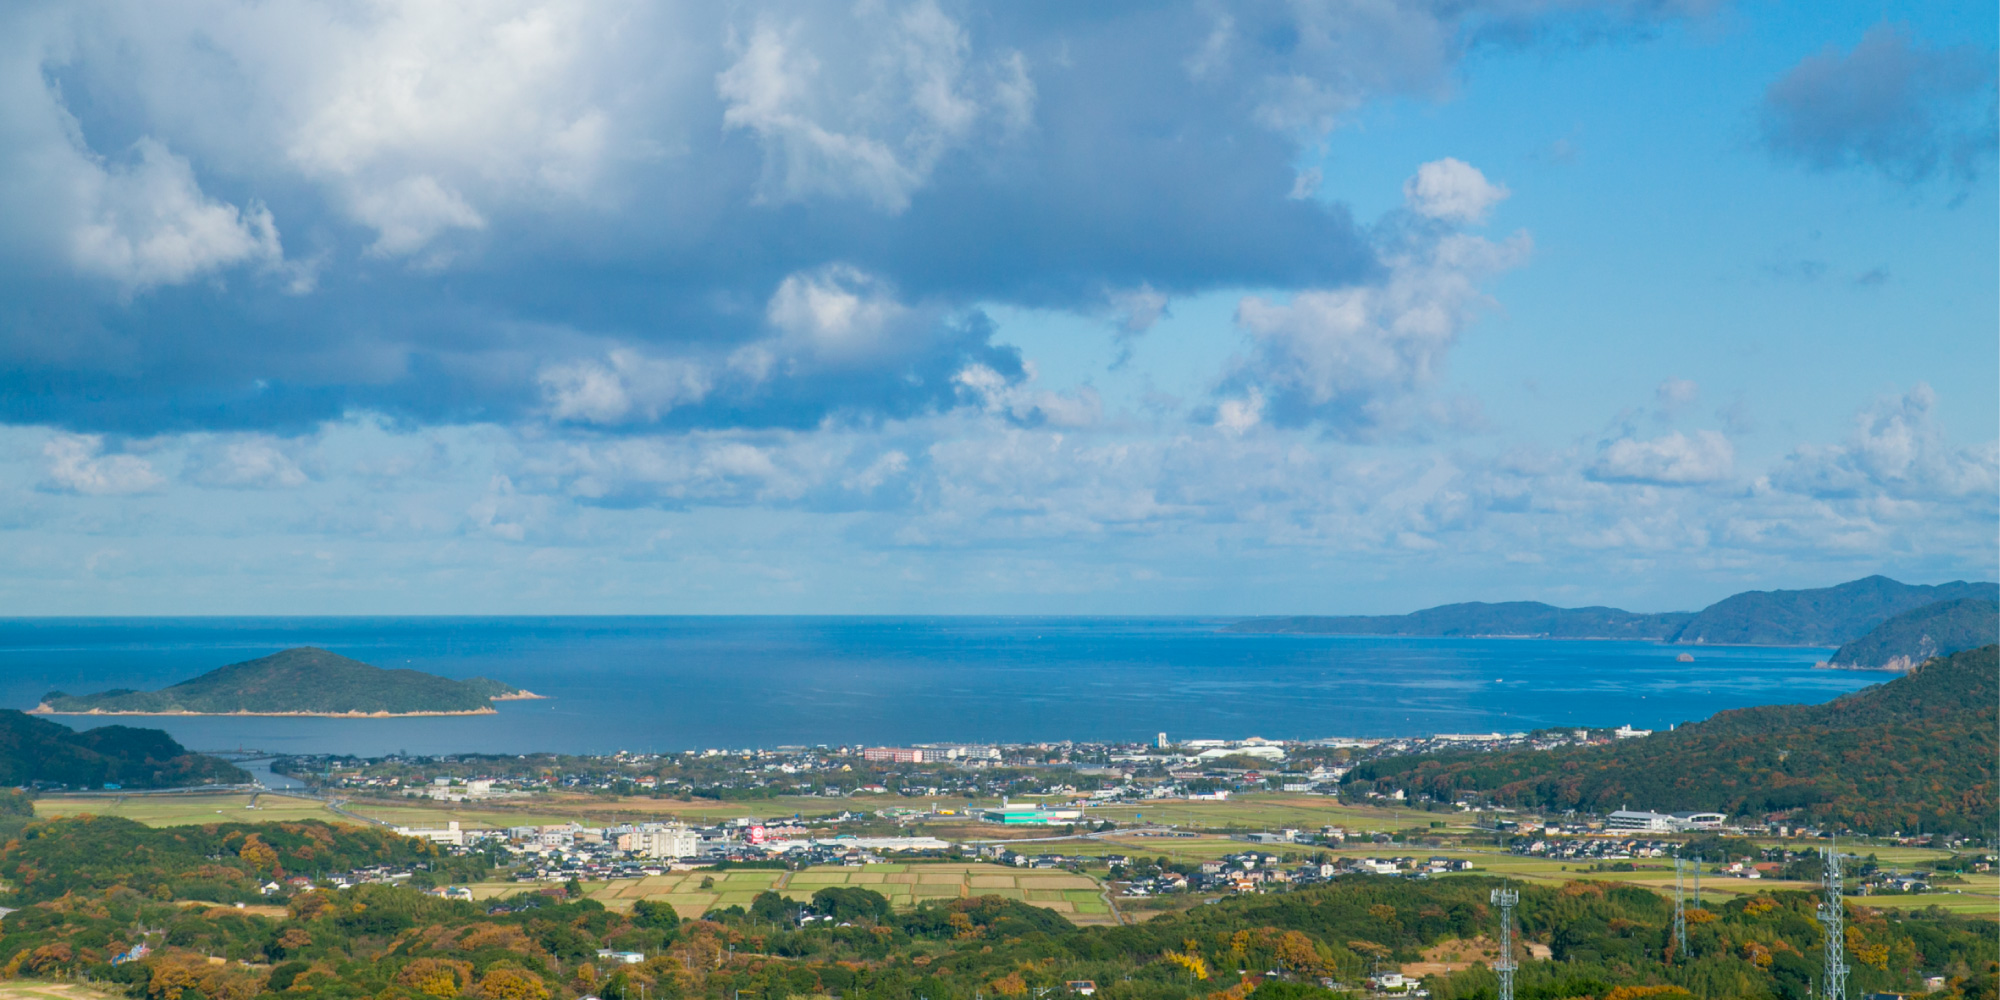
[209,731,1990,918]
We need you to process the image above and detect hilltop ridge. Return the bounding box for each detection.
[34,647,541,717]
[0,711,246,788]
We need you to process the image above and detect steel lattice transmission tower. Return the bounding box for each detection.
[1672,858,1689,960]
[1817,839,1849,1000]
[1492,887,1519,1000]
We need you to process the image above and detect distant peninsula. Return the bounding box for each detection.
[1823,597,2000,671]
[1229,574,2000,645]
[32,647,544,717]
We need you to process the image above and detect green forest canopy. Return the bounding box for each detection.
[1345,645,1997,836]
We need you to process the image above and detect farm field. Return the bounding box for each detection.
[586,862,1116,925]
[336,798,583,829]
[34,793,340,826]
[512,793,877,824]
[1085,795,1456,833]
[1860,886,2000,916]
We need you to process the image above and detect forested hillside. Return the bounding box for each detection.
[1827,599,1998,670]
[1345,646,1997,835]
[0,711,245,789]
[0,814,484,902]
[0,822,1989,1000]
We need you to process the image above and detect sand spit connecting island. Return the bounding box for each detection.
[30,646,543,718]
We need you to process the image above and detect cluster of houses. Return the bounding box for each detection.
[1511,836,1686,860]
[1115,851,1476,898]
[279,732,1531,812]
[389,814,961,887]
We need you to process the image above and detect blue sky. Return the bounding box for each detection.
[0,0,1992,614]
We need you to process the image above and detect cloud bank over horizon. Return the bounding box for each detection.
[0,1,1992,613]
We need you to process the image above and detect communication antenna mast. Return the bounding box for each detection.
[1672,857,1688,960]
[1491,886,1519,1000]
[1817,837,1849,1000]
[1692,854,1701,909]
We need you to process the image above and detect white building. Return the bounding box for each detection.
[617,824,701,859]
[1606,810,1675,832]
[1195,745,1285,761]
[394,820,466,847]
[1671,811,1727,830]
[1608,809,1727,832]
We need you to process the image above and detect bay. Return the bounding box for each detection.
[0,617,1876,757]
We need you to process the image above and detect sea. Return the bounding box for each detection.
[0,617,1877,758]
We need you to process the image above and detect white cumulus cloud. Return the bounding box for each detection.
[183,435,310,489]
[717,1,1028,212]
[1230,230,1530,432]
[70,139,284,290]
[954,363,1101,429]
[1772,383,1997,500]
[41,433,164,495]
[1589,430,1736,485]
[766,264,919,363]
[539,349,713,425]
[1403,157,1510,224]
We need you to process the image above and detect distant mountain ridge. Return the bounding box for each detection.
[1826,597,2000,671]
[1229,602,1692,640]
[1228,574,2000,646]
[1671,576,1998,646]
[35,647,541,717]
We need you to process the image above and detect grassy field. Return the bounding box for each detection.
[585,862,1117,925]
[335,793,880,829]
[0,983,125,1000]
[37,790,1987,922]
[1086,795,1458,833]
[35,793,341,826]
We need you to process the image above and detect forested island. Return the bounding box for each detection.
[33,647,540,717]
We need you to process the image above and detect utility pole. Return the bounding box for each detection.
[1491,887,1519,1000]
[1818,838,1849,1000]
[1672,857,1688,960]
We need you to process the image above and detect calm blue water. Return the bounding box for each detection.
[0,618,1875,756]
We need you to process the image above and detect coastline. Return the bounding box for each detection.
[1812,659,1917,673]
[489,690,547,701]
[28,703,502,718]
